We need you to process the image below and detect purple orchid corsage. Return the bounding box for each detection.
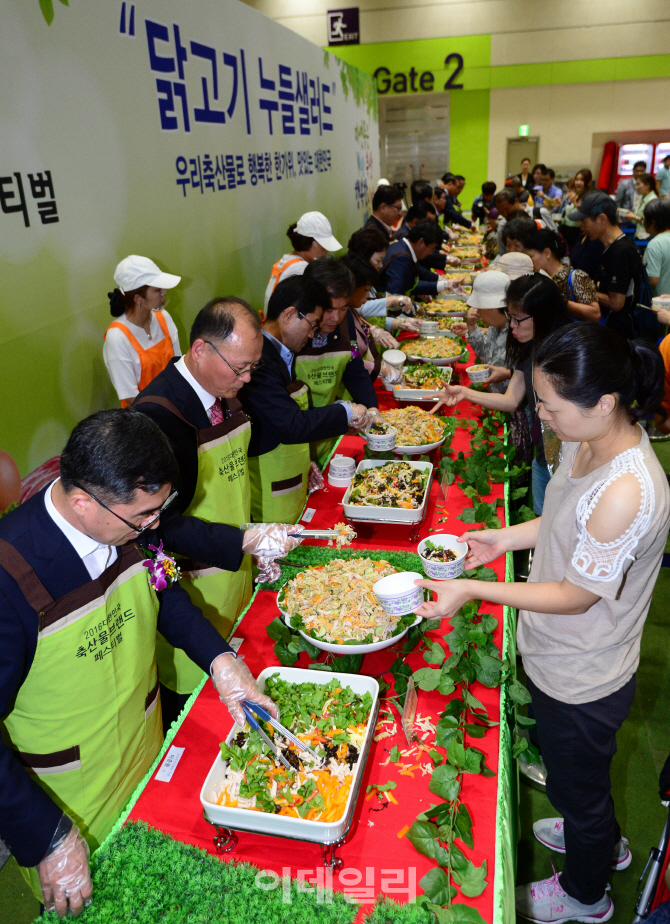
[142,542,181,592]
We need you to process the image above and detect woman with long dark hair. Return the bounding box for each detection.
[524,228,600,321]
[430,273,572,513]
[417,324,670,924]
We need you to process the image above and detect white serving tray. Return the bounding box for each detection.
[277,602,422,655]
[394,437,445,455]
[342,459,433,524]
[200,666,379,844]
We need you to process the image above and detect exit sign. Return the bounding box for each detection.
[518,124,530,137]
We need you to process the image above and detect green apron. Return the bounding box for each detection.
[0,541,162,900]
[337,308,382,402]
[136,396,252,695]
[249,381,311,524]
[294,317,352,468]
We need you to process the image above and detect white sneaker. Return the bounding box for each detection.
[516,869,613,923]
[533,818,632,870]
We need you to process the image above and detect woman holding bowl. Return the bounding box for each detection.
[429,273,571,514]
[417,323,669,924]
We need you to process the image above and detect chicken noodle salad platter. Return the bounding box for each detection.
[201,667,380,843]
[380,406,447,453]
[342,459,434,524]
[277,555,422,654]
[423,299,467,317]
[393,363,452,401]
[400,337,467,366]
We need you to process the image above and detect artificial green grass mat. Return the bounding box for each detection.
[36,821,358,924]
[363,898,434,924]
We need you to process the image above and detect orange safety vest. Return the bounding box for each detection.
[105,310,175,408]
[269,255,305,293]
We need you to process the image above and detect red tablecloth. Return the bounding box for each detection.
[129,363,506,919]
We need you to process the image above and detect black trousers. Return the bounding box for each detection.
[527,674,636,905]
[160,683,191,736]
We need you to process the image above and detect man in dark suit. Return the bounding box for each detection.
[364,184,404,242]
[443,175,477,231]
[378,220,450,297]
[240,276,371,522]
[0,410,273,915]
[134,298,302,724]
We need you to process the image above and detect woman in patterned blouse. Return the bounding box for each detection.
[524,228,600,322]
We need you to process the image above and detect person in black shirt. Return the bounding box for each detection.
[472,181,497,226]
[568,193,642,339]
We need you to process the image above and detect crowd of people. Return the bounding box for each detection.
[3,156,670,923]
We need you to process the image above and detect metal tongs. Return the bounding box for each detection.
[241,700,323,770]
[289,528,344,540]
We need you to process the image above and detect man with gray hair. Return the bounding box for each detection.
[135,297,303,725]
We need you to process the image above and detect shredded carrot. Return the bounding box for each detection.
[397,825,410,838]
[386,792,398,805]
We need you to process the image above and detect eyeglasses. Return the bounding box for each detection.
[389,203,403,212]
[296,310,320,334]
[204,340,263,377]
[502,309,532,325]
[74,483,179,535]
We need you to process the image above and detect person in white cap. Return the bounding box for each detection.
[263,212,341,310]
[103,255,182,407]
[451,270,513,393]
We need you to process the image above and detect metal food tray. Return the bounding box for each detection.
[201,667,380,854]
[342,459,433,524]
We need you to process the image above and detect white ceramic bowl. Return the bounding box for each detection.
[383,349,406,369]
[418,320,439,335]
[277,605,422,655]
[393,437,445,456]
[466,364,491,383]
[417,534,468,580]
[364,424,397,451]
[328,472,353,488]
[373,571,425,616]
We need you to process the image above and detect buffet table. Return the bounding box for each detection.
[115,357,519,924]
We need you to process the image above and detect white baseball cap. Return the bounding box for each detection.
[113,255,181,294]
[295,212,342,251]
[496,252,535,280]
[466,270,510,309]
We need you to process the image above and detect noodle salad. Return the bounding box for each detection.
[401,363,450,391]
[400,338,466,361]
[279,557,415,644]
[381,406,446,446]
[209,676,373,821]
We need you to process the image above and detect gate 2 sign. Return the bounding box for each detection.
[374,53,464,95]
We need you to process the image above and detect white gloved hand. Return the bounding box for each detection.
[447,255,462,267]
[350,404,373,431]
[387,295,414,314]
[241,523,304,583]
[211,652,279,726]
[307,460,325,494]
[393,317,420,333]
[369,325,399,350]
[380,361,403,385]
[38,817,92,918]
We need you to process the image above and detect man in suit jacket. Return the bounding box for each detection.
[364,184,404,242]
[0,410,272,914]
[379,221,451,297]
[240,276,372,522]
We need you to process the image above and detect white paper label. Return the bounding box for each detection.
[229,636,244,652]
[155,746,185,782]
[302,507,316,523]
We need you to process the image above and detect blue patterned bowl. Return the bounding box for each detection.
[418,534,468,580]
[373,571,424,616]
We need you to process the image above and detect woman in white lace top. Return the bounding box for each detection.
[416,324,670,924]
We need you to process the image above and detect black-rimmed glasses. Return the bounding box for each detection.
[296,310,320,334]
[204,340,264,377]
[73,483,178,535]
[502,309,532,325]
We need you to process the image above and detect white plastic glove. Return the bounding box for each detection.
[38,816,92,918]
[307,460,325,494]
[370,325,399,350]
[392,316,421,333]
[380,361,403,385]
[387,295,414,314]
[349,403,373,431]
[241,523,304,583]
[447,255,462,267]
[211,652,279,726]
